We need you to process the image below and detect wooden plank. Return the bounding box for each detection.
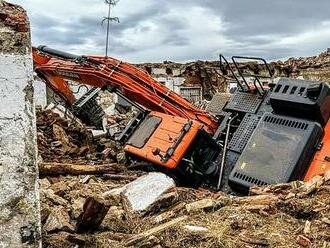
[76,195,111,233]
[125,216,187,246]
[39,162,123,176]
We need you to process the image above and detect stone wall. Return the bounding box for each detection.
[0,1,41,247]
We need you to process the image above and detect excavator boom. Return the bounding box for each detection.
[33,46,218,133]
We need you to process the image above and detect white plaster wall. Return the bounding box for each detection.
[172,68,181,77]
[151,67,167,75]
[33,78,47,108]
[0,54,41,247]
[154,76,185,94]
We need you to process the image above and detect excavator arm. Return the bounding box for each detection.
[32,46,221,173]
[32,46,218,133]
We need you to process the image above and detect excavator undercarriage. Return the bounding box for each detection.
[33,46,330,195]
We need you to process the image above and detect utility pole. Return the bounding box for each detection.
[103,0,120,57]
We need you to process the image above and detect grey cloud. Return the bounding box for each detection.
[159,0,330,59]
[162,34,190,46]
[16,0,330,62]
[199,0,330,39]
[157,14,191,47]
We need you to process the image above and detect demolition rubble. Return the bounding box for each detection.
[137,48,330,100]
[1,1,330,248]
[36,108,330,248]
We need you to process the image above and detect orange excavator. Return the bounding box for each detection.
[33,46,330,193]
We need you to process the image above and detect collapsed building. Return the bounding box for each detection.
[138,50,330,99]
[1,1,330,248]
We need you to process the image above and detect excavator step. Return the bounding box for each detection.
[228,114,262,153]
[206,93,232,115]
[225,91,263,114]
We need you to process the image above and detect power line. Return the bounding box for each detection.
[103,0,120,57]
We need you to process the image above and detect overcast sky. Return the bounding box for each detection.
[10,0,330,63]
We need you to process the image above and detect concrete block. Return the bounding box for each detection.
[105,172,176,212]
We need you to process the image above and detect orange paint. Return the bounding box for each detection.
[32,47,218,134]
[32,47,218,171]
[124,111,202,169]
[305,121,330,181]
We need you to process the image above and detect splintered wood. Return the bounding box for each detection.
[76,195,111,233]
[125,216,188,246]
[39,162,124,176]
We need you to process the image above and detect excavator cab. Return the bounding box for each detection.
[122,111,220,182]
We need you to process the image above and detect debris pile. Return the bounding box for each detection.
[36,109,125,165]
[273,49,330,76]
[138,60,227,100]
[41,169,330,248]
[138,49,330,98]
[180,61,226,99]
[36,110,330,248]
[106,112,135,139]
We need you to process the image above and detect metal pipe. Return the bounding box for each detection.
[37,45,81,60]
[217,114,238,190]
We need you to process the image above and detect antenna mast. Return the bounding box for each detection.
[103,0,120,57]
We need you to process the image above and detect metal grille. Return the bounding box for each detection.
[225,91,263,113]
[232,172,268,186]
[228,114,261,153]
[205,93,231,114]
[263,115,309,130]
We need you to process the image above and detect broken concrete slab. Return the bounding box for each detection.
[104,172,176,212]
[43,206,74,233]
